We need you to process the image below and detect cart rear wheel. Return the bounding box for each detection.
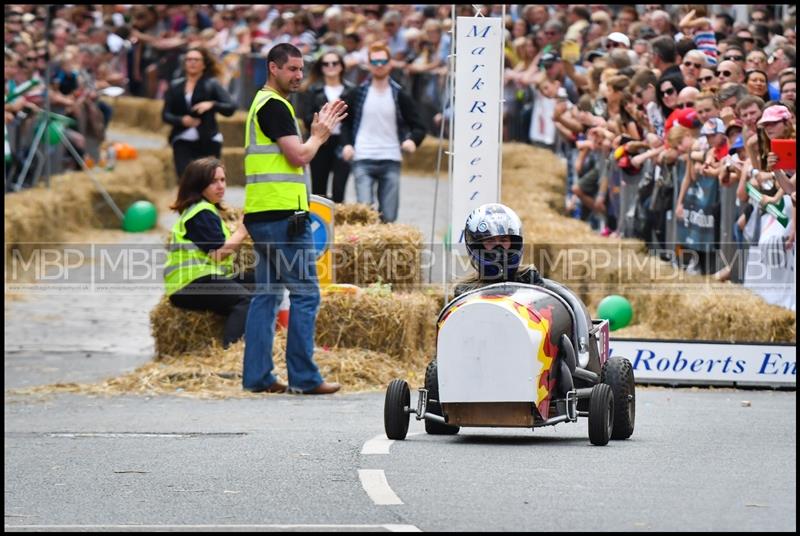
[601,356,636,439]
[588,383,614,446]
[424,360,460,435]
[384,379,410,440]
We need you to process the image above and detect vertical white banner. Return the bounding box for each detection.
[451,16,503,253]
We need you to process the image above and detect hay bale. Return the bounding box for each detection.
[104,96,170,135]
[90,185,156,228]
[221,147,246,187]
[218,111,248,148]
[150,289,439,360]
[403,135,447,176]
[334,223,423,289]
[150,297,225,357]
[316,290,438,359]
[334,203,381,225]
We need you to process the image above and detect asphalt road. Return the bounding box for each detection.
[4,387,796,532]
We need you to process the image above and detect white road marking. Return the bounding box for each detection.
[358,469,404,505]
[361,432,421,455]
[3,524,421,532]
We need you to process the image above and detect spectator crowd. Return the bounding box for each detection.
[4,4,796,310]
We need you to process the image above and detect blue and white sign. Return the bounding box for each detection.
[451,16,503,251]
[310,212,328,259]
[610,338,796,387]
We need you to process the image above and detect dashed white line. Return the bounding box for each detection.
[361,432,421,455]
[358,469,404,505]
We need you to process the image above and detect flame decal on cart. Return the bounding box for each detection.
[513,303,559,418]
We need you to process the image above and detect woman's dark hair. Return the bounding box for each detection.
[185,45,221,79]
[656,73,686,117]
[303,49,346,90]
[170,157,225,213]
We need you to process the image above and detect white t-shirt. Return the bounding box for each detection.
[354,86,401,161]
[324,84,344,135]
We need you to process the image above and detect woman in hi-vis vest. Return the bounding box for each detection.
[163,157,252,348]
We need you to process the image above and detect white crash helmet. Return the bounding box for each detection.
[464,203,524,278]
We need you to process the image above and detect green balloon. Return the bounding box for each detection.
[122,200,158,232]
[46,122,64,146]
[597,295,633,331]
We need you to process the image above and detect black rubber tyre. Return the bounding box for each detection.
[588,383,614,446]
[601,356,636,440]
[384,379,410,440]
[424,360,460,435]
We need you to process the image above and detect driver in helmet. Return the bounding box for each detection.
[454,202,594,367]
[454,203,544,297]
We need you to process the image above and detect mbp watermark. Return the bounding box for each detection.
[4,241,794,297]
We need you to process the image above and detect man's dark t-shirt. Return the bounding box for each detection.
[244,98,301,223]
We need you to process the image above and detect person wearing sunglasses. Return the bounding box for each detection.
[697,67,719,93]
[745,50,768,73]
[680,49,708,88]
[340,42,426,223]
[299,51,354,203]
[767,46,794,100]
[715,59,744,85]
[656,73,686,119]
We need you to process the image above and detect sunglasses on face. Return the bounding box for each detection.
[678,102,694,109]
[699,75,715,84]
[661,87,676,96]
[321,61,341,67]
[718,70,734,78]
[369,58,389,66]
[606,41,625,49]
[738,35,754,43]
[723,55,744,61]
[683,61,702,69]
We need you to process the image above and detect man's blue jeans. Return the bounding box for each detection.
[353,159,401,223]
[242,217,323,392]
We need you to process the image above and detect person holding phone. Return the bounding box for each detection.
[752,105,795,193]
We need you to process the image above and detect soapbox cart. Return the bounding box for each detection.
[384,281,635,446]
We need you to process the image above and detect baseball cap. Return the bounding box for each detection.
[728,135,745,154]
[607,32,631,48]
[665,107,701,134]
[585,49,606,62]
[700,117,726,136]
[757,104,792,125]
[539,51,561,66]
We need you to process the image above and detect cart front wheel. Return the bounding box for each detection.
[384,379,411,440]
[588,383,614,446]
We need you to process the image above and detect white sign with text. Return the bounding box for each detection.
[610,339,796,386]
[451,16,503,254]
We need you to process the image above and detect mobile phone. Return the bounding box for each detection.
[770,138,796,171]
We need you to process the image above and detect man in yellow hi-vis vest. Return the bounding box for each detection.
[242,43,347,395]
